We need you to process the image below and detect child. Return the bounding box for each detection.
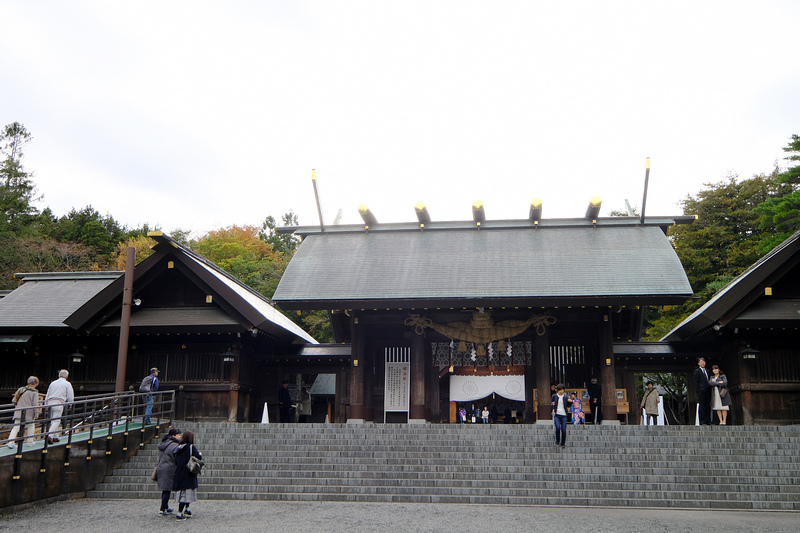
[570,392,585,424]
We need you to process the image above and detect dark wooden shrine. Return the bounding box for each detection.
[273,202,696,423]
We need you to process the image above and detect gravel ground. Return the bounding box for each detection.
[1,499,798,533]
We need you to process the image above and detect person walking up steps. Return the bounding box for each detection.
[8,376,41,447]
[140,367,160,425]
[44,370,74,442]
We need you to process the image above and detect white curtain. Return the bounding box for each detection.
[449,375,526,402]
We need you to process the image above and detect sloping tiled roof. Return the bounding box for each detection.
[62,233,317,345]
[663,230,800,341]
[0,272,121,328]
[177,246,316,343]
[273,224,693,309]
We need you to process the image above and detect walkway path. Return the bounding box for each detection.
[1,419,148,458]
[1,498,797,532]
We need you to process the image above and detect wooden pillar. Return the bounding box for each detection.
[409,331,427,422]
[349,312,366,422]
[227,352,241,422]
[524,344,536,423]
[335,368,348,423]
[228,386,239,422]
[599,312,619,424]
[739,351,755,425]
[115,246,135,392]
[535,330,551,424]
[426,339,439,422]
[363,337,374,422]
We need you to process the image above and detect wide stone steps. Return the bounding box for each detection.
[88,422,800,510]
[93,477,800,493]
[103,469,798,486]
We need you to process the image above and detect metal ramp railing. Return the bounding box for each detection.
[1,390,175,462]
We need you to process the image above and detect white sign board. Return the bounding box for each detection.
[384,347,410,420]
[385,362,410,412]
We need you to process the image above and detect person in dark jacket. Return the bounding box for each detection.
[172,430,202,520]
[693,357,712,425]
[550,384,573,448]
[155,428,182,515]
[140,367,159,425]
[278,380,293,423]
[709,365,732,425]
[588,378,602,424]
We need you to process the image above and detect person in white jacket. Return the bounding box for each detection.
[44,369,74,442]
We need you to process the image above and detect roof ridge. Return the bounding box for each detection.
[661,229,800,341]
[15,271,124,281]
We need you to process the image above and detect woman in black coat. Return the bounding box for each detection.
[155,428,181,515]
[172,430,203,520]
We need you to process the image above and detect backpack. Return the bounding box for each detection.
[139,375,153,393]
[12,386,26,404]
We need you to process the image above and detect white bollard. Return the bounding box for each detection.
[261,402,270,424]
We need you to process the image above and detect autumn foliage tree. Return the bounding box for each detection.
[643,150,797,340]
[111,234,158,270]
[191,225,285,299]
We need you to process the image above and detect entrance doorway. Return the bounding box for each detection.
[634,371,687,425]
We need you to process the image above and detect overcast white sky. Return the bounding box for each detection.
[3,1,799,237]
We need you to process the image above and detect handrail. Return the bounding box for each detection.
[1,390,175,451]
[0,390,136,411]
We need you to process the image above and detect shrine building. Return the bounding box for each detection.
[273,200,696,424]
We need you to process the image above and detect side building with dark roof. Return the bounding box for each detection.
[662,230,800,425]
[0,232,348,423]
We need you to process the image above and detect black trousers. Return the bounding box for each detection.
[591,402,602,423]
[697,390,712,424]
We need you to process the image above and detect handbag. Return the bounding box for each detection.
[187,455,205,475]
[150,467,157,481]
[720,387,728,398]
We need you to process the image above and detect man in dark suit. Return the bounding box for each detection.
[278,380,293,423]
[693,357,712,425]
[588,378,602,424]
